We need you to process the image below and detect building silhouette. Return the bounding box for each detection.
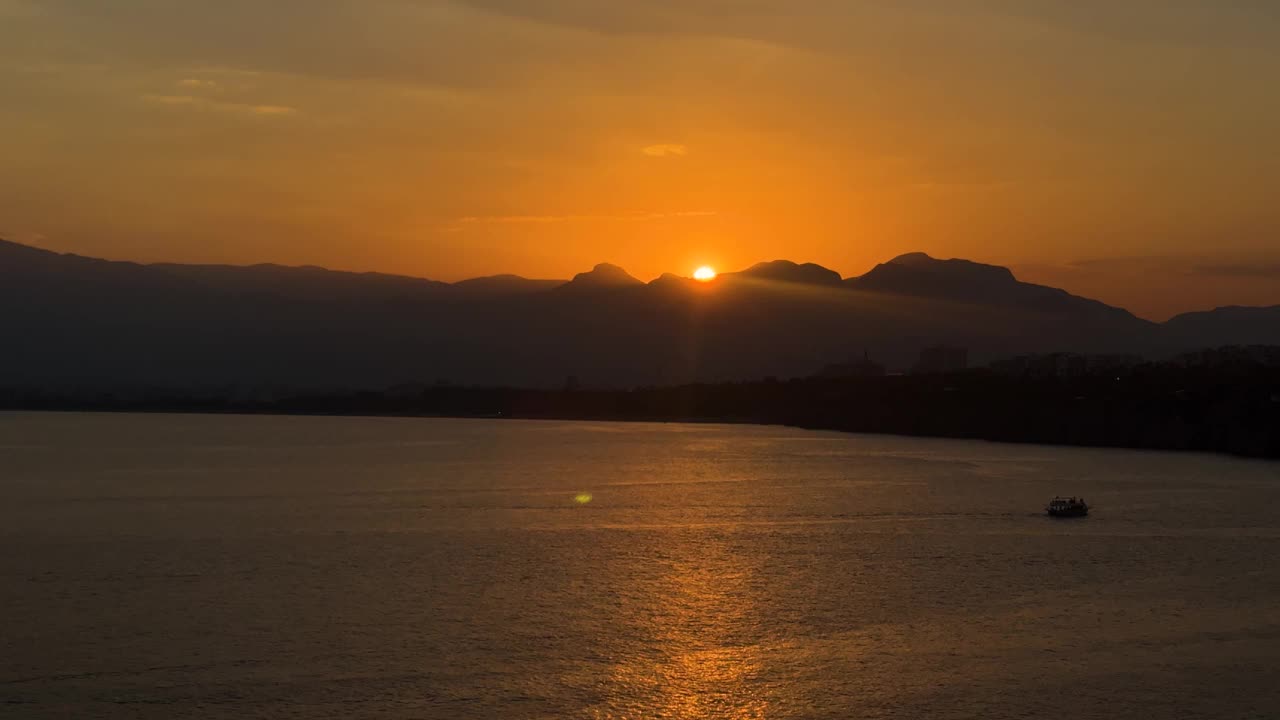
[816,351,886,379]
[990,352,1144,378]
[914,346,968,374]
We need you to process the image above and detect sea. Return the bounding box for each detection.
[1,412,1278,719]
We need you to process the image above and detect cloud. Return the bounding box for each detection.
[1,229,47,246]
[1062,255,1177,271]
[249,104,296,116]
[144,94,201,107]
[142,94,297,117]
[458,210,715,223]
[177,78,220,90]
[450,209,716,227]
[1192,262,1280,278]
[458,214,565,224]
[15,0,606,91]
[642,143,688,157]
[1053,254,1280,278]
[909,179,1011,193]
[1014,253,1280,282]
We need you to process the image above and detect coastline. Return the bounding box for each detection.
[4,371,1278,460]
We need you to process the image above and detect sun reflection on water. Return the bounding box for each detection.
[587,534,770,719]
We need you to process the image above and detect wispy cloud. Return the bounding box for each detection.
[186,66,264,78]
[457,210,715,224]
[910,179,1011,193]
[1,229,48,247]
[642,144,688,158]
[142,94,297,117]
[1192,262,1280,278]
[444,210,717,231]
[248,105,297,116]
[1052,254,1280,277]
[144,94,201,107]
[177,78,220,90]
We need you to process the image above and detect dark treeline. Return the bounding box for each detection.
[3,365,1278,459]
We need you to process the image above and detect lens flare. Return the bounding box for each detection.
[574,493,594,505]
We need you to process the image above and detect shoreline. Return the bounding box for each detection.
[4,401,1277,462]
[4,367,1277,459]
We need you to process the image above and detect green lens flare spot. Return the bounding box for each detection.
[574,493,593,505]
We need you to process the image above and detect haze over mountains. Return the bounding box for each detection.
[3,238,1277,391]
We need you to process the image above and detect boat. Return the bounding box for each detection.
[1046,496,1089,517]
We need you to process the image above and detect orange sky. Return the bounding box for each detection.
[2,1,1279,319]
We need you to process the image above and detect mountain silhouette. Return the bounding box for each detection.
[152,262,451,302]
[0,238,1269,390]
[853,252,1017,292]
[724,260,844,286]
[559,263,644,290]
[1164,305,1280,348]
[452,274,565,296]
[849,252,1139,319]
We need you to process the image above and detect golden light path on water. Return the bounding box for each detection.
[581,524,771,719]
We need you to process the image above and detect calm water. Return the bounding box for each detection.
[1,412,1279,719]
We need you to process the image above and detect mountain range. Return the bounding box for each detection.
[3,237,1277,390]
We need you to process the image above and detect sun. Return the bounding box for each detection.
[693,266,717,282]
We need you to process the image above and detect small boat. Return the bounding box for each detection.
[1046,496,1089,517]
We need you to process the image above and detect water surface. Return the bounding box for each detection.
[1,412,1278,718]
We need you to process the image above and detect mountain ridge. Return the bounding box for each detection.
[2,238,1273,389]
[0,237,1249,324]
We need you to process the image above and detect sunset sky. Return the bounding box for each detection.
[2,1,1279,319]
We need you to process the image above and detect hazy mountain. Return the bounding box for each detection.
[151,262,451,302]
[1164,306,1280,348]
[724,260,844,286]
[0,238,1271,390]
[0,237,195,297]
[557,263,644,290]
[849,253,1141,320]
[452,274,566,296]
